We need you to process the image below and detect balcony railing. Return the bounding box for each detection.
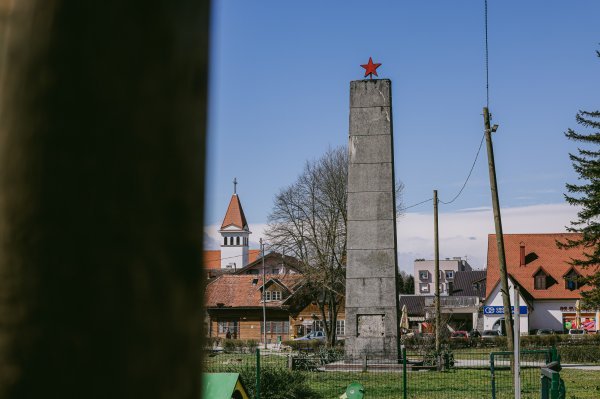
[424,296,479,308]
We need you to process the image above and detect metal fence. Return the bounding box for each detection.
[202,346,563,399]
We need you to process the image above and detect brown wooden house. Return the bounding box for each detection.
[205,273,346,343]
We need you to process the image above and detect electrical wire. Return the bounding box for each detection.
[484,0,490,109]
[398,197,433,212]
[438,132,485,205]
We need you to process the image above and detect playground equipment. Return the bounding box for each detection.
[339,382,365,399]
[201,373,250,399]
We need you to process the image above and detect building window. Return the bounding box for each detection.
[419,283,430,293]
[264,291,282,301]
[534,270,547,290]
[217,320,239,337]
[261,321,289,334]
[564,269,581,291]
[314,320,325,332]
[236,237,240,245]
[223,237,227,246]
[419,270,429,280]
[445,270,454,280]
[336,320,345,336]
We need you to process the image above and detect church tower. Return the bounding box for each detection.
[219,178,250,269]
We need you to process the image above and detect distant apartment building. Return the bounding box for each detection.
[413,257,472,296]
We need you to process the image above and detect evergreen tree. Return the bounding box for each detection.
[404,274,415,295]
[397,272,405,294]
[559,49,600,309]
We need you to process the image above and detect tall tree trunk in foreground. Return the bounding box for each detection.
[0,1,209,398]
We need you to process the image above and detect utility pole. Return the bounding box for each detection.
[483,107,513,351]
[433,190,441,355]
[261,238,267,349]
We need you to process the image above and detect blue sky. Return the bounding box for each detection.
[205,1,599,271]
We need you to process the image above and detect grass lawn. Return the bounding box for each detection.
[204,352,600,399]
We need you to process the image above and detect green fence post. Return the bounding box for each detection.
[256,348,260,399]
[550,346,558,363]
[550,372,560,399]
[490,353,496,399]
[541,374,549,399]
[402,346,407,399]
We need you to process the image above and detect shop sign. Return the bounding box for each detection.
[483,305,528,315]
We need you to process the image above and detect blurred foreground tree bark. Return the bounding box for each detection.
[0,1,209,398]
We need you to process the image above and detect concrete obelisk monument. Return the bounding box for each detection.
[345,59,400,359]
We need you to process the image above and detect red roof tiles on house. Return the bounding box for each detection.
[221,194,248,230]
[486,233,598,300]
[203,250,222,270]
[205,274,304,308]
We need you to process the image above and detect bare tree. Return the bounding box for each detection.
[267,146,403,346]
[267,147,347,346]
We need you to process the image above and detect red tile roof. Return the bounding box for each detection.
[221,194,248,230]
[486,233,598,300]
[202,249,261,270]
[205,274,304,308]
[203,250,222,270]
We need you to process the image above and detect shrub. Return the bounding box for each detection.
[281,339,325,352]
[235,365,320,399]
[223,339,245,353]
[245,339,258,353]
[205,337,221,349]
[557,345,600,363]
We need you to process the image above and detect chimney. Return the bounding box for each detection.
[520,242,525,267]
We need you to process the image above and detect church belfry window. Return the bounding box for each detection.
[224,237,227,246]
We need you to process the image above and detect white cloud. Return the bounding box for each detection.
[204,203,580,276]
[396,203,580,274]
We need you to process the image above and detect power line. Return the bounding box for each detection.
[398,197,433,212]
[439,132,485,205]
[484,0,490,108]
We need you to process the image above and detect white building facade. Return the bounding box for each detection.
[413,258,472,296]
[484,233,600,335]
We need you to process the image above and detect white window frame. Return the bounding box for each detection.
[419,270,429,280]
[264,290,282,301]
[419,283,430,293]
[445,270,454,280]
[336,320,345,336]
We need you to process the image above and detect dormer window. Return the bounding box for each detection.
[534,270,548,290]
[564,269,582,291]
[265,291,282,301]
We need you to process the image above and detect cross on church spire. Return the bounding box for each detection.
[233,177,238,194]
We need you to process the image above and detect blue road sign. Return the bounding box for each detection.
[483,306,528,315]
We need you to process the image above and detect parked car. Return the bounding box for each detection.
[481,330,501,339]
[293,331,326,341]
[568,329,587,338]
[469,330,481,338]
[536,329,555,335]
[450,331,469,339]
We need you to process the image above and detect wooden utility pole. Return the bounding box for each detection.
[261,238,267,349]
[433,190,441,354]
[483,107,513,351]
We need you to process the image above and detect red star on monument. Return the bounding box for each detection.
[360,57,381,79]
